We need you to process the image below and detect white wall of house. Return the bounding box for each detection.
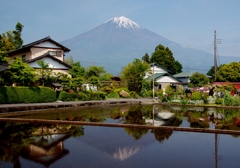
[34,41,61,49]
[156,76,179,83]
[29,57,68,69]
[145,66,168,78]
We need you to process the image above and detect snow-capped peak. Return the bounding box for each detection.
[106,16,144,30]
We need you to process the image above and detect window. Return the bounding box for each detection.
[49,51,62,57]
[22,54,26,61]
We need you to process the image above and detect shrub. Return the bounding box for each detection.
[77,92,89,101]
[223,92,240,106]
[114,88,129,94]
[58,91,69,101]
[0,86,56,104]
[215,97,224,105]
[129,91,139,98]
[181,98,188,104]
[88,91,106,100]
[191,92,202,100]
[106,92,120,98]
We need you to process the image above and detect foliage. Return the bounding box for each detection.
[70,77,84,93]
[129,91,139,98]
[224,92,240,106]
[58,91,69,101]
[85,66,105,78]
[0,22,24,63]
[36,60,52,86]
[8,57,36,86]
[77,92,89,101]
[215,97,224,105]
[99,73,112,81]
[150,44,182,74]
[181,98,188,104]
[106,92,120,98]
[70,62,85,78]
[0,86,56,103]
[87,91,106,100]
[188,72,209,87]
[191,91,202,100]
[121,58,150,93]
[142,53,150,63]
[64,56,75,66]
[89,76,100,88]
[217,62,240,82]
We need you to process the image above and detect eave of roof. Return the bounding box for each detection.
[25,52,72,69]
[8,36,70,55]
[145,73,181,82]
[150,63,172,74]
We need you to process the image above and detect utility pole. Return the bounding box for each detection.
[152,63,155,99]
[214,30,218,81]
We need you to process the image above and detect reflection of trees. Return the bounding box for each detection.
[154,129,173,142]
[153,117,182,143]
[124,106,149,140]
[124,127,149,140]
[0,122,84,166]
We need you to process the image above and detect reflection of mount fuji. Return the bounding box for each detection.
[76,126,172,161]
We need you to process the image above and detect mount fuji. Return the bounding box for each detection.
[61,16,238,75]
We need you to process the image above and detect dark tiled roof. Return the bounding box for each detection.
[8,36,70,55]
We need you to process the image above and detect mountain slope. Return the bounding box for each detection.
[61,16,238,75]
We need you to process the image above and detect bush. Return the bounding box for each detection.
[106,92,120,98]
[215,97,224,105]
[223,92,240,106]
[129,91,139,98]
[0,86,56,104]
[88,91,106,100]
[58,91,69,101]
[181,99,188,104]
[191,92,202,100]
[77,92,89,101]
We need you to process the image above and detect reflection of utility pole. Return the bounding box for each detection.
[215,133,218,168]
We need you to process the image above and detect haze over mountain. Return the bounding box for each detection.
[61,16,239,75]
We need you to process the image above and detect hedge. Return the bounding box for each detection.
[0,86,56,104]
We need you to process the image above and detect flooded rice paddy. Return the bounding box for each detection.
[0,104,240,168]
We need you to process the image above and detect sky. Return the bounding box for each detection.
[1,0,240,57]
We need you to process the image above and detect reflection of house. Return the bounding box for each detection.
[145,64,181,90]
[7,36,71,76]
[21,134,71,167]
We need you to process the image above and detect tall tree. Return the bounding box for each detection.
[121,58,150,92]
[150,44,182,74]
[64,56,74,66]
[0,22,24,63]
[37,60,52,86]
[142,53,150,63]
[189,72,209,87]
[8,57,36,86]
[216,62,240,82]
[70,62,85,78]
[85,66,105,78]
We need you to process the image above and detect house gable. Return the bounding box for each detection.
[26,53,71,69]
[34,41,62,49]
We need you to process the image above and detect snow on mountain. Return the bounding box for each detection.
[106,16,144,30]
[61,16,237,75]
